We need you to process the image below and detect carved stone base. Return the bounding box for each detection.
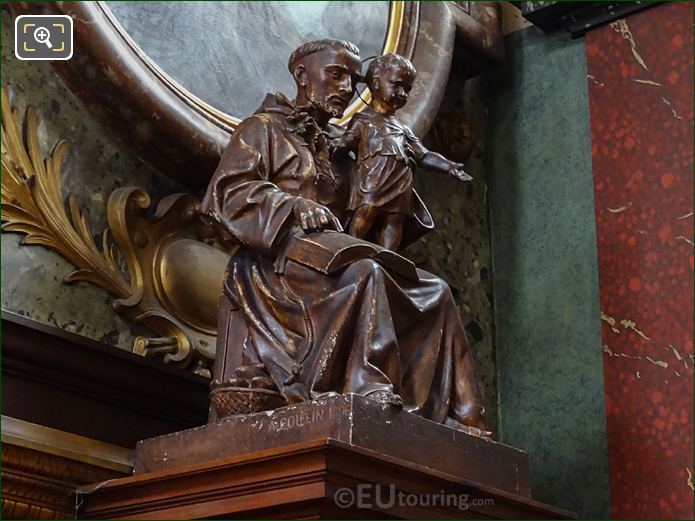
[136,394,527,494]
[79,395,574,519]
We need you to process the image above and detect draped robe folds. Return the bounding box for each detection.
[201,93,485,427]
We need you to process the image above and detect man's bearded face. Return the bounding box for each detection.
[299,48,362,118]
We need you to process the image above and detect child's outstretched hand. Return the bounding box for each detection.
[448,163,473,182]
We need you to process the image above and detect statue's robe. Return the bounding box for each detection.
[201,93,484,426]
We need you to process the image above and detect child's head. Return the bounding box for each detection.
[365,53,416,111]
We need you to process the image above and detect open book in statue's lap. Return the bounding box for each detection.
[201,39,487,435]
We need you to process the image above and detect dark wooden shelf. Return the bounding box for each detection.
[81,438,575,520]
[2,311,210,448]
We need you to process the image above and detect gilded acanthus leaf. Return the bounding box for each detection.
[1,88,220,373]
[1,88,130,298]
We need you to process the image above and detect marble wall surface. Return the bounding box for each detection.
[586,4,694,518]
[485,27,610,517]
[404,70,497,435]
[1,11,182,351]
[105,1,388,119]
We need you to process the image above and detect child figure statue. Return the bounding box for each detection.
[333,52,473,251]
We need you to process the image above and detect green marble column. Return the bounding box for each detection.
[485,27,610,518]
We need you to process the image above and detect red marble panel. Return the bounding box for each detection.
[586,3,694,519]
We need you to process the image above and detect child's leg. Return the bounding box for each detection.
[349,205,378,238]
[378,213,405,251]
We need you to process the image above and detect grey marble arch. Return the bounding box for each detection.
[105,1,388,118]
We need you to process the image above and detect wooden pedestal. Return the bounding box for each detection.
[79,396,575,520]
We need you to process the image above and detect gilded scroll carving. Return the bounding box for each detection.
[1,88,230,375]
[1,89,130,298]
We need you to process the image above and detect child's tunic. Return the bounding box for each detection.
[345,108,428,213]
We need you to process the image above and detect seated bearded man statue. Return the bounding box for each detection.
[201,39,487,434]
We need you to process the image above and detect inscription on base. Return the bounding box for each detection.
[266,404,334,433]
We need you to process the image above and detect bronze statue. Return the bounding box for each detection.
[334,53,472,251]
[201,39,488,435]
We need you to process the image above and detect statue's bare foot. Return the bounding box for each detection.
[282,382,310,404]
[229,376,250,387]
[313,391,340,399]
[444,417,492,439]
[365,390,403,407]
[250,376,276,391]
[235,363,269,380]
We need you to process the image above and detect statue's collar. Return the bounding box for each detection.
[255,92,295,116]
[255,93,342,145]
[255,93,325,140]
[255,93,334,181]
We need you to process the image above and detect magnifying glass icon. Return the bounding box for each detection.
[33,26,53,49]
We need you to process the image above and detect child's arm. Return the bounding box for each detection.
[405,126,473,182]
[419,151,473,182]
[330,118,363,155]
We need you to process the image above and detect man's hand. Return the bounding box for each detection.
[293,198,343,232]
[448,163,473,182]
